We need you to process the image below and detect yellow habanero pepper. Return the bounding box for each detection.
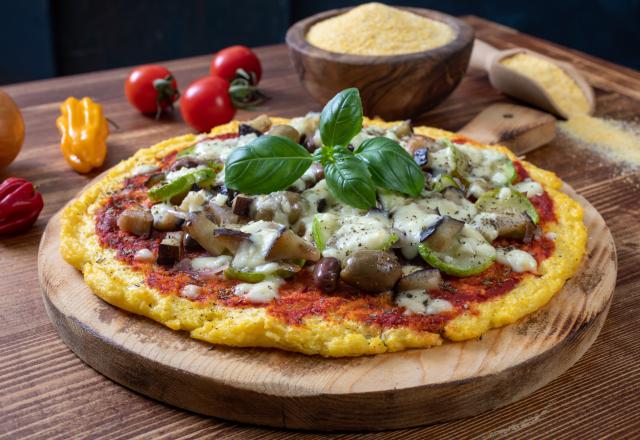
[56,97,108,173]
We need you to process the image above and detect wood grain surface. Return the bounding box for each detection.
[2,16,640,439]
[37,187,616,431]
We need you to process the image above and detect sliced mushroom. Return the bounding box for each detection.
[212,228,251,254]
[313,257,341,293]
[340,250,402,293]
[269,125,300,143]
[266,229,321,262]
[494,212,537,243]
[396,269,442,292]
[158,231,184,267]
[117,208,153,236]
[420,216,465,252]
[231,195,253,217]
[239,114,271,136]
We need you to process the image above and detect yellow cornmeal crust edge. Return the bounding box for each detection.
[60,118,587,357]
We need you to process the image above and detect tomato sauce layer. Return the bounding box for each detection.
[94,137,556,334]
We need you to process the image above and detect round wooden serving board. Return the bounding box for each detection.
[38,186,616,431]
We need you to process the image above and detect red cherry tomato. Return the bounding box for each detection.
[180,76,236,133]
[125,65,179,115]
[210,45,262,85]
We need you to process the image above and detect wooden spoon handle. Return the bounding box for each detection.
[458,103,556,155]
[469,39,500,72]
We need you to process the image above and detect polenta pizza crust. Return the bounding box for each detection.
[60,118,587,357]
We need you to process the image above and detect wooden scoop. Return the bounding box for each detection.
[470,40,595,119]
[458,103,556,155]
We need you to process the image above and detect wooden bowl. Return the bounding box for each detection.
[286,7,475,120]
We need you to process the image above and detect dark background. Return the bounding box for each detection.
[4,0,639,85]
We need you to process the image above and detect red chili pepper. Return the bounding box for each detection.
[0,177,44,234]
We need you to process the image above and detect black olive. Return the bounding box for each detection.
[313,257,341,293]
[317,198,327,213]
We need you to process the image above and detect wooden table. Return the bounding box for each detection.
[2,16,639,439]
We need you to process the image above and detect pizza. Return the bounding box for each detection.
[60,108,586,357]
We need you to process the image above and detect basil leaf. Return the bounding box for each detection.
[224,135,312,194]
[356,137,425,197]
[319,88,363,148]
[324,152,376,209]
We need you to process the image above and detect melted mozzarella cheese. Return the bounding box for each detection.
[131,164,159,176]
[191,256,232,272]
[232,221,282,270]
[395,289,453,315]
[393,202,440,259]
[193,134,256,161]
[134,248,155,262]
[470,213,500,241]
[179,190,208,212]
[514,179,544,198]
[497,248,537,273]
[234,278,283,303]
[322,212,394,262]
[181,284,202,299]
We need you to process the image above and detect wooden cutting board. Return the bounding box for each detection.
[37,183,616,431]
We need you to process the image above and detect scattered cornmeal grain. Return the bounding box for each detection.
[500,53,590,116]
[559,114,640,167]
[306,2,455,56]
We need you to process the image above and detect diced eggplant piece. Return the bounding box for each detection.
[269,125,301,143]
[405,135,438,155]
[184,213,223,255]
[239,114,272,136]
[184,233,205,252]
[169,157,208,171]
[494,212,537,243]
[420,216,465,252]
[308,162,324,182]
[232,195,254,217]
[144,173,165,188]
[252,191,305,224]
[313,257,341,293]
[392,120,413,138]
[396,268,442,292]
[340,250,402,293]
[413,148,428,167]
[117,208,153,236]
[206,202,239,225]
[212,228,250,254]
[317,198,327,213]
[442,186,466,204]
[266,229,321,262]
[157,231,184,267]
[152,207,183,231]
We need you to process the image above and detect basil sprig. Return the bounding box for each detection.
[319,88,363,147]
[356,137,424,197]
[224,135,312,194]
[224,88,425,209]
[325,150,376,209]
